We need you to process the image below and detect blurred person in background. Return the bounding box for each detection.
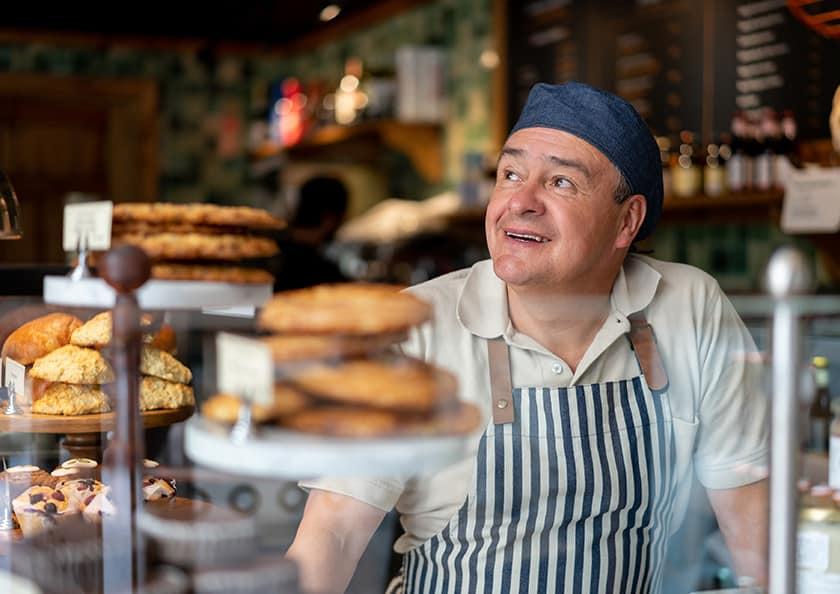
[287,82,769,594]
[271,175,350,291]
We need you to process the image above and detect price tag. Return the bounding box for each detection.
[63,201,113,251]
[781,168,840,233]
[4,357,26,399]
[216,332,273,406]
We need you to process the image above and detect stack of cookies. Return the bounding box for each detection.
[202,283,481,438]
[109,202,285,285]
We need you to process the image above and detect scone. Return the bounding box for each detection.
[71,311,174,350]
[31,383,111,415]
[258,284,432,335]
[112,202,285,230]
[140,346,192,384]
[59,478,115,522]
[201,385,308,424]
[29,345,115,384]
[139,377,195,411]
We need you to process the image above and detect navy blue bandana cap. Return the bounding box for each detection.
[510,82,664,241]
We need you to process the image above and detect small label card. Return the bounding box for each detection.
[63,201,113,251]
[781,168,840,234]
[4,357,26,399]
[216,332,273,406]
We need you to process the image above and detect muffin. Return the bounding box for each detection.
[1,465,53,500]
[143,477,176,502]
[12,485,80,537]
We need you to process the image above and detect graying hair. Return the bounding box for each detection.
[613,168,633,204]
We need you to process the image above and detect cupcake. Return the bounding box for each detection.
[1,465,53,500]
[143,477,176,502]
[52,458,100,482]
[57,478,109,508]
[12,485,80,537]
[80,491,116,522]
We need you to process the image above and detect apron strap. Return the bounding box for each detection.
[487,338,515,424]
[627,311,669,392]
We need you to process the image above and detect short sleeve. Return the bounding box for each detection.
[298,476,407,512]
[693,289,769,489]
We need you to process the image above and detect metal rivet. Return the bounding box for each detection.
[496,399,509,409]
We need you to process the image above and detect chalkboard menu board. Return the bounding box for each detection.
[505,0,840,141]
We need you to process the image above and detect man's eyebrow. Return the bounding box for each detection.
[497,146,592,180]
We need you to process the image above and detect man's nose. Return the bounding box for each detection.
[506,181,545,215]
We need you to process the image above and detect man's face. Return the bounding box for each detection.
[485,127,642,294]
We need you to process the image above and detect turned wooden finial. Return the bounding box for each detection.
[99,245,151,293]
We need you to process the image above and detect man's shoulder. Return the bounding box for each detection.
[405,261,486,303]
[633,254,722,296]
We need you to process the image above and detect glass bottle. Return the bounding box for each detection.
[703,137,726,197]
[671,130,702,198]
[726,112,748,193]
[810,356,832,454]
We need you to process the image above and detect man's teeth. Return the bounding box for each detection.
[506,232,549,242]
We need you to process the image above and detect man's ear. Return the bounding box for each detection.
[615,194,646,249]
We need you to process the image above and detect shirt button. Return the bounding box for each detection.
[496,399,509,409]
[551,363,563,374]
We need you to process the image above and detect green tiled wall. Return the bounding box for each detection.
[0,0,494,206]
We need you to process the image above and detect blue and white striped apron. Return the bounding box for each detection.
[397,326,677,594]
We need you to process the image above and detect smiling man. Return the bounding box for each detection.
[288,82,769,594]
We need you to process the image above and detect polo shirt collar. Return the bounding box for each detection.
[456,255,662,339]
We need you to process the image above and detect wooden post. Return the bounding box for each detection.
[98,244,151,592]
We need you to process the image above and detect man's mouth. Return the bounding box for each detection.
[505,231,550,243]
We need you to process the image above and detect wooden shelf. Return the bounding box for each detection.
[661,191,784,224]
[284,120,443,183]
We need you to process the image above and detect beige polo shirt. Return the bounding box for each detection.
[301,255,769,553]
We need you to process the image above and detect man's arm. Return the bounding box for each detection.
[707,479,769,587]
[286,488,388,594]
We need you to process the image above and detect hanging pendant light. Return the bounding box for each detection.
[0,169,22,240]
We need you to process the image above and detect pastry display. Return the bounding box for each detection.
[108,201,284,285]
[230,282,482,439]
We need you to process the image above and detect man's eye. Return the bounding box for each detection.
[502,170,521,182]
[552,177,573,189]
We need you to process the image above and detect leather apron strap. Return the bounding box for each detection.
[487,338,515,425]
[627,311,669,392]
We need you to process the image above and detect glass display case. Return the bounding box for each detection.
[0,244,838,594]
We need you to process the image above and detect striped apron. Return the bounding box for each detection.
[395,316,677,594]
